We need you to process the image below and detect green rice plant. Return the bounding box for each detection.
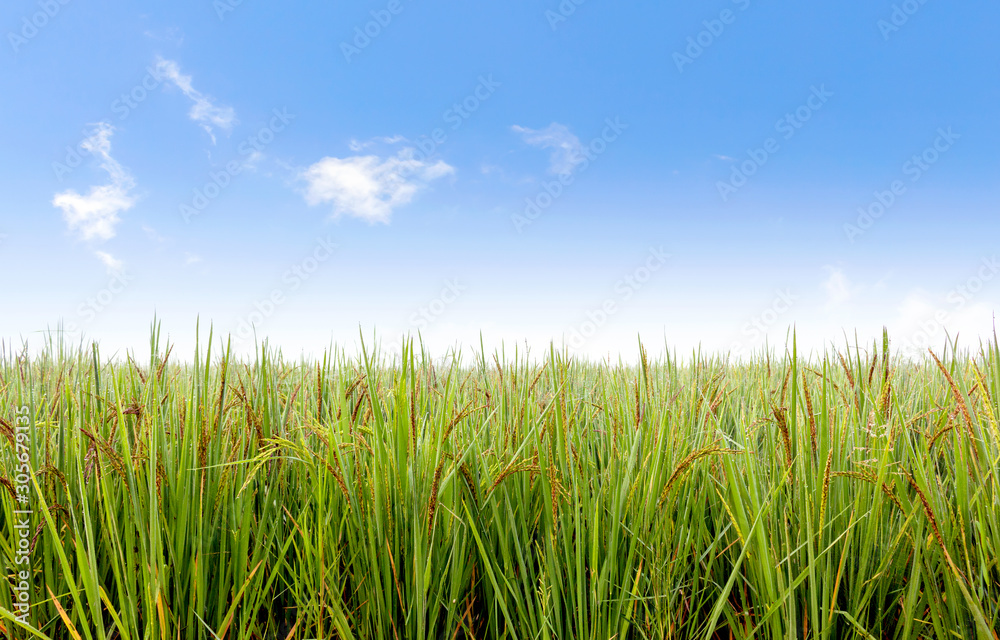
[1,324,999,639]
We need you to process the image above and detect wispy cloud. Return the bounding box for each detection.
[512,122,584,175]
[143,27,184,46]
[142,224,168,244]
[52,123,136,242]
[154,57,237,143]
[94,250,124,274]
[348,135,406,152]
[300,147,453,223]
[823,266,852,308]
[241,150,264,172]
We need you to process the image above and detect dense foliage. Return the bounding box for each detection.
[2,327,1000,639]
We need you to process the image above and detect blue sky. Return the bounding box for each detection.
[2,0,998,360]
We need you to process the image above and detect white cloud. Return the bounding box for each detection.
[143,27,184,46]
[893,287,997,355]
[241,150,264,171]
[897,289,933,325]
[823,266,852,308]
[94,250,123,274]
[184,252,202,265]
[300,147,454,223]
[142,225,168,243]
[512,123,585,175]
[154,57,237,143]
[52,123,136,242]
[349,135,406,152]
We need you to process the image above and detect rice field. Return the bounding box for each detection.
[2,327,1000,639]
